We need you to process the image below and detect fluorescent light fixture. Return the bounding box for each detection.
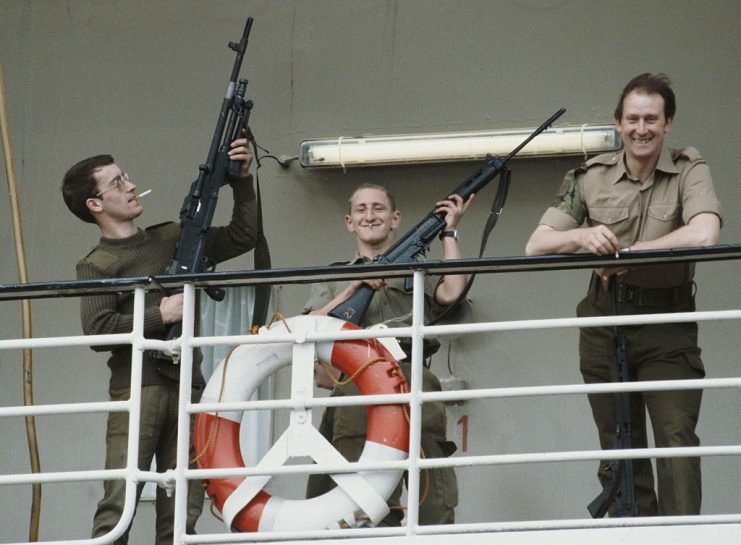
[299,124,622,168]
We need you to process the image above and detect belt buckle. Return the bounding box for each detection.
[622,285,636,304]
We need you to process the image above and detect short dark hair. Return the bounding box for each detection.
[614,73,676,122]
[348,183,397,213]
[61,154,114,224]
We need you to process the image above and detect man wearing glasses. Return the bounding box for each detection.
[61,136,257,544]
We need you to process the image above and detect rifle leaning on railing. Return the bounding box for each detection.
[156,17,255,359]
[329,107,566,325]
[587,277,639,518]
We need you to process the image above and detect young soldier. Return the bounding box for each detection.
[61,137,257,543]
[304,183,472,524]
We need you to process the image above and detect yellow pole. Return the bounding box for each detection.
[0,64,41,541]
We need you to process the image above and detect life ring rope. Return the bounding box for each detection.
[190,345,236,466]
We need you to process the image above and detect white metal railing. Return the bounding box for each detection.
[1,248,741,544]
[178,273,741,544]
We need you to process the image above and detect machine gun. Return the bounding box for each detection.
[329,107,566,325]
[158,17,254,353]
[587,277,639,518]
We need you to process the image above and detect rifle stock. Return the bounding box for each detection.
[329,108,566,325]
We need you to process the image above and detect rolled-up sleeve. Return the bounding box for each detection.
[680,160,723,227]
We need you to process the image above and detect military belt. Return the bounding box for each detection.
[595,274,695,307]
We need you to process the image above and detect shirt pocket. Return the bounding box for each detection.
[643,203,681,239]
[646,203,680,223]
[588,205,630,227]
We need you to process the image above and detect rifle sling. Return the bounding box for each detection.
[427,167,511,326]
[250,161,272,328]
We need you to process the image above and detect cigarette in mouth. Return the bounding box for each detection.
[137,189,152,198]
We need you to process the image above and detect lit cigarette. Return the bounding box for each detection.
[137,189,152,198]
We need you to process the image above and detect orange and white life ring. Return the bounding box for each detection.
[194,314,410,532]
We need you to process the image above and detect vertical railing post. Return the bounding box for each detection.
[110,287,146,542]
[405,270,426,534]
[173,283,196,543]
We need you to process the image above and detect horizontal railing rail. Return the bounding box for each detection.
[1,244,740,300]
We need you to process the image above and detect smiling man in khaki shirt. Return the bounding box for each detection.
[526,73,722,516]
[304,183,472,525]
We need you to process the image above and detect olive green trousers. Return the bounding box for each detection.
[578,278,703,516]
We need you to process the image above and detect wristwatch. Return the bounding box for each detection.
[439,229,459,241]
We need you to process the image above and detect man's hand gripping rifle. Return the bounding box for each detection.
[157,17,254,356]
[329,108,566,325]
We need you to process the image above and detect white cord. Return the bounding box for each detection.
[338,136,347,173]
[580,123,588,161]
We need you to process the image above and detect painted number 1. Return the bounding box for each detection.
[456,414,469,452]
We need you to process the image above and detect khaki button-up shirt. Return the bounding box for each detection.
[303,255,445,327]
[539,147,722,288]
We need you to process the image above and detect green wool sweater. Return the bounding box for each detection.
[76,177,257,390]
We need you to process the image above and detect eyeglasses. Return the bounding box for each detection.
[95,172,131,197]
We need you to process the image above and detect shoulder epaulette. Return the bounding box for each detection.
[584,151,621,169]
[145,221,176,232]
[670,146,703,163]
[80,247,118,271]
[145,221,179,241]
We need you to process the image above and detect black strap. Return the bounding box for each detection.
[428,167,511,326]
[478,167,511,258]
[249,134,272,328]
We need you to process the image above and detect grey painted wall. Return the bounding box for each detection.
[1,0,739,540]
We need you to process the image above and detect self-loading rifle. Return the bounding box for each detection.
[329,107,566,325]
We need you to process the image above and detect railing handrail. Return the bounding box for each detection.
[1,244,741,301]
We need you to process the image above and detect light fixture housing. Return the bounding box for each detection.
[298,124,622,168]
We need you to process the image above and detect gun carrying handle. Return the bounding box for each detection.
[228,96,254,179]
